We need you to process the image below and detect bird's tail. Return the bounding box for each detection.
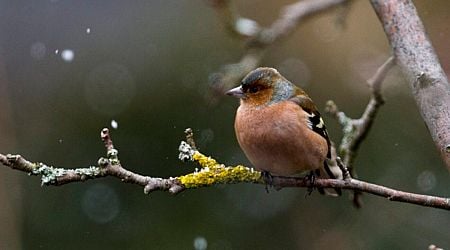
[317,160,342,196]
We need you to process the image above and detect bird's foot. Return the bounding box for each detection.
[304,171,316,196]
[304,170,326,196]
[262,171,273,193]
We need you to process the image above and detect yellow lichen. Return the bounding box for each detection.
[192,152,218,168]
[177,151,262,188]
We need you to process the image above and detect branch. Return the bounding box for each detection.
[1,128,449,211]
[250,0,349,46]
[209,0,352,93]
[272,176,450,211]
[326,56,395,169]
[326,56,395,207]
[0,129,183,193]
[370,0,450,169]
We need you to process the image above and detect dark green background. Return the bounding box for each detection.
[0,1,449,249]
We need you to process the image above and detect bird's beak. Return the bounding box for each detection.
[225,86,245,99]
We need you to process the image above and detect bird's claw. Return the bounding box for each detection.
[262,171,274,193]
[304,171,316,196]
[304,170,326,196]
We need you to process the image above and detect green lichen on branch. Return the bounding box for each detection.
[31,163,101,186]
[325,100,359,155]
[177,149,262,188]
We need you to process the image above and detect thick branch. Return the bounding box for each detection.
[370,0,450,169]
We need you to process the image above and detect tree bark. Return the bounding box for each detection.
[370,0,450,169]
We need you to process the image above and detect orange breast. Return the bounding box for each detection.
[234,101,328,176]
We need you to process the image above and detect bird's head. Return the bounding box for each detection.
[226,67,295,106]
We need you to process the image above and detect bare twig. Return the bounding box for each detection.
[326,56,395,207]
[1,128,450,211]
[0,129,184,194]
[271,176,450,211]
[326,56,395,168]
[370,0,450,169]
[209,0,352,92]
[250,0,349,47]
[184,128,198,150]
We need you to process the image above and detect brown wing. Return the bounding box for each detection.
[288,94,331,159]
[289,93,342,194]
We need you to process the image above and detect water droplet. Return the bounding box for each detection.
[193,236,208,250]
[235,18,259,36]
[61,49,75,62]
[111,119,118,129]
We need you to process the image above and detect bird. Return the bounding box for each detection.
[226,67,342,195]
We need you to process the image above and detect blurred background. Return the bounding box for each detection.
[0,0,449,249]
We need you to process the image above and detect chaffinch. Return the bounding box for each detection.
[226,67,341,195]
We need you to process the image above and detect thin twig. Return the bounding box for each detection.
[326,56,395,207]
[326,56,395,168]
[184,128,197,150]
[250,0,349,46]
[272,176,450,211]
[0,129,184,194]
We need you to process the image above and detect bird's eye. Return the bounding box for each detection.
[249,86,259,93]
